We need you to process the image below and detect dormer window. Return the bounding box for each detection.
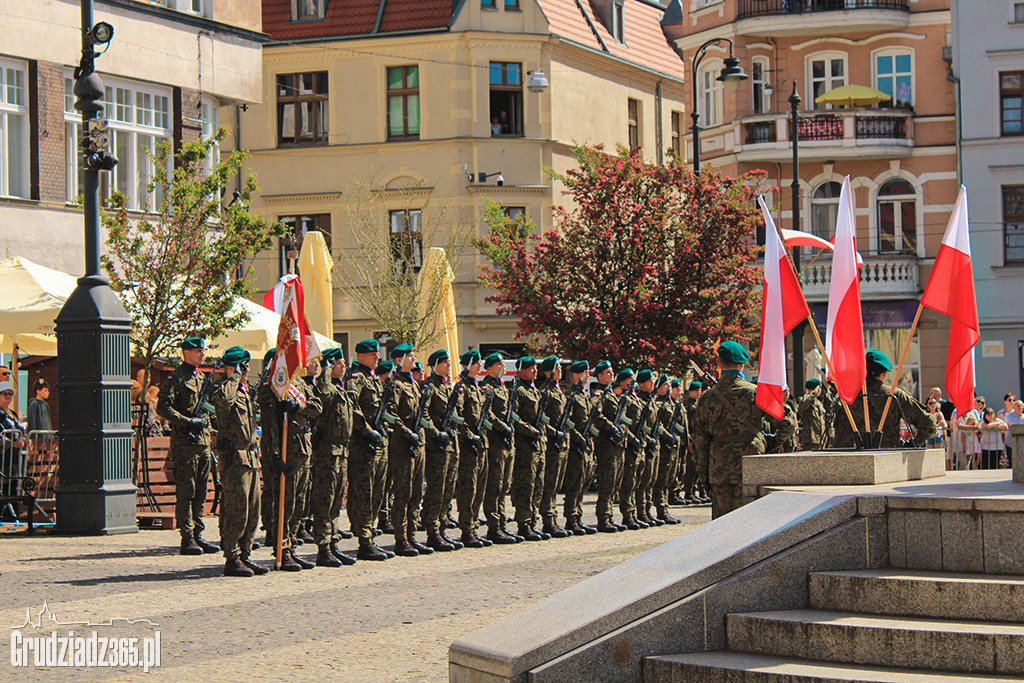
[293,0,326,21]
[612,1,625,44]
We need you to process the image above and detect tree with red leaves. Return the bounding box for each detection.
[476,144,766,372]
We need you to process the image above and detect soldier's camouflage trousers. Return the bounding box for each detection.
[540,437,568,522]
[171,446,211,538]
[311,443,347,546]
[441,442,460,525]
[390,450,423,538]
[634,447,658,515]
[483,441,513,530]
[422,443,455,534]
[619,446,641,518]
[594,440,623,522]
[653,442,681,513]
[457,437,487,533]
[218,453,260,561]
[346,444,386,541]
[263,452,309,549]
[562,442,593,523]
[710,482,744,520]
[511,435,542,528]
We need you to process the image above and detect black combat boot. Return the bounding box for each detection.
[329,542,358,565]
[194,534,220,554]
[372,542,396,558]
[179,534,203,556]
[316,545,342,567]
[338,528,354,539]
[460,531,485,549]
[440,529,463,550]
[657,510,682,525]
[426,531,454,552]
[500,523,524,543]
[518,525,543,541]
[298,526,315,544]
[241,556,269,575]
[408,535,434,555]
[596,519,619,533]
[624,516,642,531]
[486,527,517,544]
[356,539,389,561]
[278,551,302,572]
[288,548,315,569]
[224,557,254,577]
[394,536,420,557]
[565,518,587,536]
[543,520,569,538]
[379,516,395,535]
[534,525,551,540]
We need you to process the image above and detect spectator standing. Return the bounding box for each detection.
[26,378,51,432]
[1004,400,1024,467]
[925,398,947,452]
[0,381,26,517]
[978,407,1007,470]
[962,415,981,469]
[997,393,1016,465]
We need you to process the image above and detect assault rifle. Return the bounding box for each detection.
[611,379,635,438]
[438,380,465,441]
[629,393,656,455]
[554,381,580,442]
[189,357,223,445]
[689,359,718,388]
[500,375,519,445]
[533,377,555,432]
[666,398,685,444]
[413,381,432,436]
[372,365,397,435]
[471,388,495,454]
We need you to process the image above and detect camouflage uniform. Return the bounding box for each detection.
[157,362,213,540]
[481,375,514,533]
[620,391,656,521]
[538,381,568,526]
[310,374,353,546]
[652,395,686,517]
[510,379,545,529]
[635,392,665,518]
[456,374,488,535]
[211,371,260,562]
[798,392,826,450]
[593,384,626,524]
[421,375,462,535]
[561,383,596,526]
[832,378,936,448]
[680,395,703,500]
[692,371,796,519]
[346,364,389,542]
[387,372,425,540]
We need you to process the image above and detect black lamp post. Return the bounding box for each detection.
[690,38,748,173]
[55,0,135,534]
[789,80,806,397]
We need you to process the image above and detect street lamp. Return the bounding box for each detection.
[690,38,748,173]
[789,80,806,396]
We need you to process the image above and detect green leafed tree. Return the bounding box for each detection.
[476,143,767,372]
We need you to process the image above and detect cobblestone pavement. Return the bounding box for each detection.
[0,496,710,681]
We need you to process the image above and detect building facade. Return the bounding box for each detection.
[0,0,264,275]
[668,0,957,398]
[952,0,1024,402]
[241,0,688,357]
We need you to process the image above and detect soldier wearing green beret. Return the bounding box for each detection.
[307,346,357,568]
[832,350,935,449]
[620,369,657,530]
[638,375,672,526]
[509,356,549,541]
[679,380,709,505]
[561,360,598,535]
[211,346,266,576]
[798,378,827,450]
[257,348,278,547]
[373,359,397,537]
[345,339,394,561]
[157,337,220,556]
[480,353,519,544]
[594,365,630,532]
[452,349,492,548]
[692,341,796,519]
[534,357,568,538]
[421,349,464,551]
[653,377,686,524]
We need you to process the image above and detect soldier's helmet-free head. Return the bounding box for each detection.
[568,360,589,377]
[222,346,250,369]
[716,340,749,366]
[687,380,703,394]
[865,349,892,377]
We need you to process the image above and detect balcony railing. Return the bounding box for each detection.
[799,253,919,300]
[736,110,912,160]
[798,115,844,141]
[855,115,908,139]
[738,0,909,20]
[745,120,777,145]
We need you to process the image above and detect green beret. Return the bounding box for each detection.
[614,368,635,385]
[414,361,423,372]
[717,340,749,364]
[687,380,703,392]
[593,360,612,375]
[866,349,892,373]
[355,338,379,354]
[263,348,277,366]
[539,355,559,373]
[460,349,481,366]
[483,352,504,369]
[568,360,589,374]
[516,356,536,370]
[655,374,669,389]
[671,379,682,388]
[323,347,343,363]
[180,336,206,350]
[390,343,413,360]
[428,349,449,367]
[375,360,394,375]
[805,378,822,390]
[636,369,654,384]
[222,346,249,366]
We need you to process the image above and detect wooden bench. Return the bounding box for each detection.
[136,437,218,530]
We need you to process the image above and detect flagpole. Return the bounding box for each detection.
[873,301,925,444]
[275,418,288,569]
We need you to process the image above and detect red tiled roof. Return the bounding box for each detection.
[262,0,455,42]
[537,0,686,81]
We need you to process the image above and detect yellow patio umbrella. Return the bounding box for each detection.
[297,231,334,340]
[815,84,891,108]
[417,247,459,363]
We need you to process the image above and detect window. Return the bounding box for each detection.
[612,1,625,44]
[627,98,640,151]
[1001,71,1023,136]
[504,0,520,8]
[502,206,526,220]
[65,75,172,211]
[811,181,842,242]
[279,214,331,277]
[200,98,219,182]
[752,57,771,115]
[387,66,420,140]
[877,179,916,254]
[809,54,846,110]
[670,111,682,156]
[489,62,522,137]
[293,0,325,20]
[1015,2,1024,23]
[277,72,329,145]
[1004,185,1024,263]
[390,209,423,283]
[874,51,913,108]
[186,0,204,15]
[0,59,29,199]
[697,64,723,126]
[481,0,495,6]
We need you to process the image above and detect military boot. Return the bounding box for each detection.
[224,557,254,577]
[501,523,525,543]
[518,524,543,541]
[288,548,315,569]
[542,520,569,539]
[194,535,220,554]
[624,516,643,531]
[338,528,354,539]
[486,526,517,545]
[278,551,302,572]
[241,557,269,575]
[596,519,619,533]
[657,510,682,525]
[564,518,588,536]
[460,531,485,549]
[372,542,396,559]
[329,542,358,565]
[440,529,463,550]
[408,535,434,555]
[426,530,454,552]
[356,539,389,561]
[316,545,342,567]
[394,535,419,557]
[534,525,552,540]
[297,526,315,544]
[179,534,203,556]
[379,517,395,535]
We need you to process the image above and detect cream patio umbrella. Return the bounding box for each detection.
[206,295,338,359]
[296,230,334,340]
[417,247,459,363]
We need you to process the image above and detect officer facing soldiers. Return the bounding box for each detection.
[832,350,936,449]
[455,349,492,549]
[480,353,519,544]
[692,341,796,519]
[157,337,220,556]
[309,347,357,568]
[510,356,547,541]
[798,378,827,450]
[537,356,570,539]
[561,360,597,536]
[422,349,464,551]
[211,346,266,577]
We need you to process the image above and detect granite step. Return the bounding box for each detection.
[809,569,1024,623]
[645,651,1024,683]
[725,609,1024,675]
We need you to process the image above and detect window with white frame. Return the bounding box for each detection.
[811,181,841,242]
[877,178,917,254]
[751,57,771,115]
[698,63,723,127]
[0,59,30,199]
[874,50,913,108]
[293,0,326,20]
[200,97,219,179]
[64,75,171,211]
[612,1,625,44]
[808,54,846,110]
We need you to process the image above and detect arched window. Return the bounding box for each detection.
[877,178,916,254]
[751,56,771,115]
[811,181,842,240]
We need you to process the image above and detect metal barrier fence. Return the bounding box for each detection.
[1,428,58,528]
[27,430,58,524]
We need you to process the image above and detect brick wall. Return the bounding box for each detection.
[35,61,69,204]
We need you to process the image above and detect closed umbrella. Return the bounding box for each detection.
[417,247,459,362]
[297,231,334,340]
[814,84,891,108]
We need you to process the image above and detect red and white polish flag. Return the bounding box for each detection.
[825,176,866,404]
[268,274,320,400]
[757,197,811,419]
[920,186,979,417]
[262,273,300,313]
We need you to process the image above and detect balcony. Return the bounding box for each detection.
[799,253,919,301]
[735,0,910,36]
[733,110,912,163]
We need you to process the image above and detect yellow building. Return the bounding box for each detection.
[240,0,688,358]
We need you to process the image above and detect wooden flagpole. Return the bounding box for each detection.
[873,300,925,440]
[274,417,288,569]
